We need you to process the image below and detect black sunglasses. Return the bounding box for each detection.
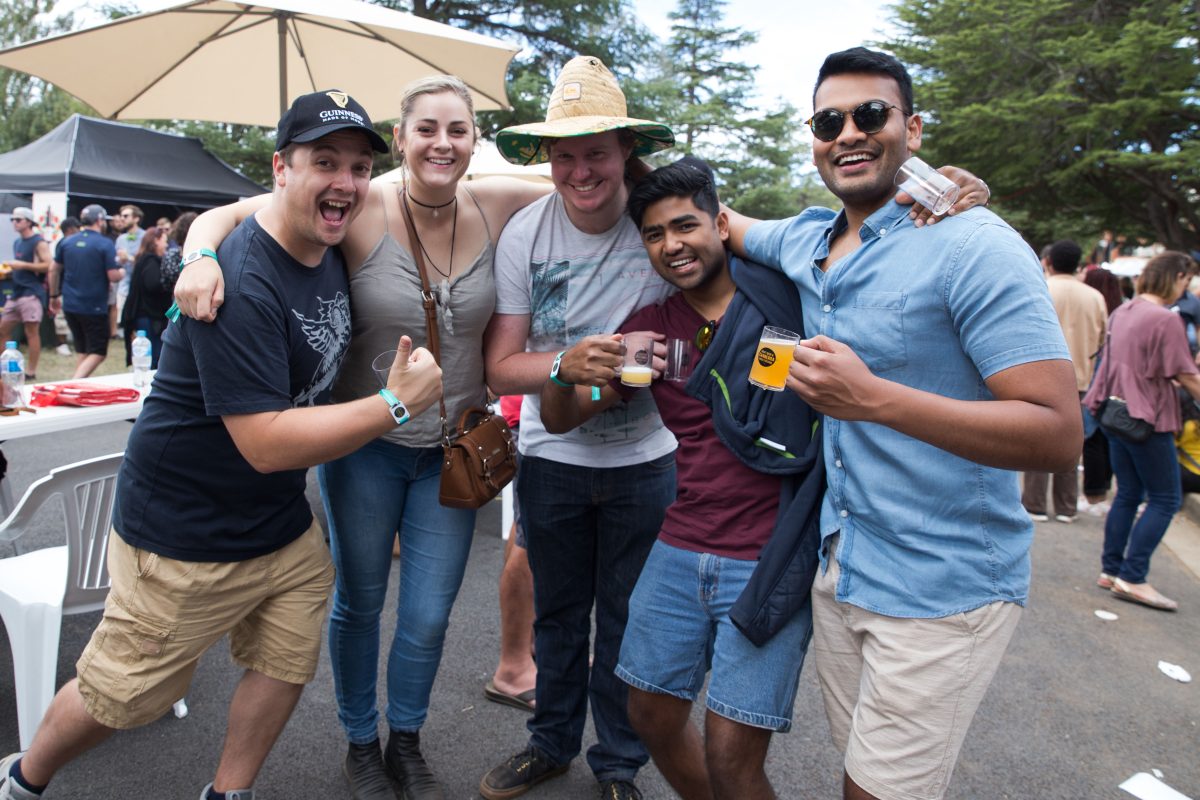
[806,100,901,142]
[695,319,718,352]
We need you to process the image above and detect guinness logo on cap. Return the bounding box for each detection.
[326,91,350,109]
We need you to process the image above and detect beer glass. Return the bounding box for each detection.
[664,338,693,382]
[620,333,654,387]
[748,326,799,391]
[371,349,399,388]
[896,156,959,217]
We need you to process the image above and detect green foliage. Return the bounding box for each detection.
[885,0,1200,251]
[0,0,92,153]
[660,0,820,218]
[380,0,664,134]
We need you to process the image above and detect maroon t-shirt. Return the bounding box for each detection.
[619,293,780,559]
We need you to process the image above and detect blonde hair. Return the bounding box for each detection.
[392,75,478,166]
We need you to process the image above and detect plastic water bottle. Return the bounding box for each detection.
[131,330,152,389]
[1,340,24,406]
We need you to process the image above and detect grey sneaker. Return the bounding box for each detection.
[198,782,255,800]
[0,754,42,800]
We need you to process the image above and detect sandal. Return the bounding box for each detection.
[484,679,536,713]
[1097,573,1115,590]
[1111,578,1178,612]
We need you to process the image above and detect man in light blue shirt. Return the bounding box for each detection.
[733,48,1081,800]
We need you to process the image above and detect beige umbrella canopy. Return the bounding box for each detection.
[0,0,519,126]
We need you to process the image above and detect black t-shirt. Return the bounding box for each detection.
[114,215,351,561]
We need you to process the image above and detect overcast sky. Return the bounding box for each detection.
[633,0,898,117]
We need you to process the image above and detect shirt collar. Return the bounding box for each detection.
[818,199,912,260]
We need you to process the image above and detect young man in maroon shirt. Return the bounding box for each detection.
[539,157,816,800]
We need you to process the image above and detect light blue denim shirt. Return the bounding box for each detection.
[745,201,1070,618]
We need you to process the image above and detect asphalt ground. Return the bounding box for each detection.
[0,422,1197,799]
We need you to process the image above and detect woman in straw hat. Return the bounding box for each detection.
[175,75,556,800]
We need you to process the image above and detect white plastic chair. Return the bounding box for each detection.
[0,452,123,749]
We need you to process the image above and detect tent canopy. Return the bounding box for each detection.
[0,115,265,208]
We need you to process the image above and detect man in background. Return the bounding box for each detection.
[1023,239,1107,522]
[48,205,122,378]
[2,208,50,377]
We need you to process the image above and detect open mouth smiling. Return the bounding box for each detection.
[319,199,349,223]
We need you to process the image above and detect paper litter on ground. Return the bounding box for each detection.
[1120,772,1194,800]
[1157,661,1192,683]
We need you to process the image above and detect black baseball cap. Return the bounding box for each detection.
[275,90,388,153]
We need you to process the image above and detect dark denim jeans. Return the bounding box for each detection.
[1104,431,1181,583]
[519,453,676,782]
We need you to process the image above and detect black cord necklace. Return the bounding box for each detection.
[405,187,457,218]
[401,185,456,281]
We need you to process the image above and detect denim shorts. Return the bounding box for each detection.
[616,540,812,732]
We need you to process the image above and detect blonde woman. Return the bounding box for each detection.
[176,77,549,800]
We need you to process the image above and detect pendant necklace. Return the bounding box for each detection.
[401,185,457,282]
[405,187,457,218]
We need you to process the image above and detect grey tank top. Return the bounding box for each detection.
[331,186,495,447]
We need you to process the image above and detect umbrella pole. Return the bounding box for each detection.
[277,13,287,119]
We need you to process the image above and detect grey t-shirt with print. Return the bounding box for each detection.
[494,192,676,467]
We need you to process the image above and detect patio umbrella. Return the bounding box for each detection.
[0,0,519,126]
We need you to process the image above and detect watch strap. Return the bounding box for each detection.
[550,350,573,387]
[378,388,410,425]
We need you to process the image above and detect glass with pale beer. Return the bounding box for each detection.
[620,333,655,387]
[748,326,799,391]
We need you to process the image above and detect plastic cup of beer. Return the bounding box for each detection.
[371,349,399,388]
[895,156,959,217]
[749,326,799,391]
[664,338,693,382]
[620,333,655,387]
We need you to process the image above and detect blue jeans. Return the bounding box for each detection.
[616,540,812,732]
[318,439,476,744]
[1104,431,1181,583]
[519,453,676,782]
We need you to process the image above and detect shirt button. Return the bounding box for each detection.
[839,509,849,518]
[879,226,889,236]
[822,304,832,313]
[835,459,843,468]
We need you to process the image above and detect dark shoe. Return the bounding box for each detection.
[343,740,396,800]
[384,730,444,800]
[479,746,569,800]
[599,779,642,800]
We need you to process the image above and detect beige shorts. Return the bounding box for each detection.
[76,522,333,730]
[812,544,1022,800]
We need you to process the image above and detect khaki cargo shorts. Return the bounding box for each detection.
[76,521,333,730]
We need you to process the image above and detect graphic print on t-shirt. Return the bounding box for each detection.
[529,258,569,343]
[292,290,351,407]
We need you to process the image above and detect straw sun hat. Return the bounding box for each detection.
[495,56,675,166]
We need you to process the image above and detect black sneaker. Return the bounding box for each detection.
[343,740,396,800]
[599,779,642,800]
[478,746,569,800]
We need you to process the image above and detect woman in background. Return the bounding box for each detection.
[120,227,171,368]
[1084,252,1200,611]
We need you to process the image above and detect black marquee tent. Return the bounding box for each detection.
[0,114,265,211]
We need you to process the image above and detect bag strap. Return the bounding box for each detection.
[399,186,451,442]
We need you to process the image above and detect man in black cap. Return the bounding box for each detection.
[0,91,443,800]
[47,203,123,377]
